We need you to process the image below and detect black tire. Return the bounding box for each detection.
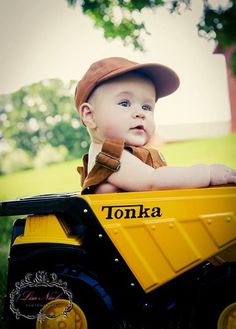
[188,264,236,329]
[61,273,115,329]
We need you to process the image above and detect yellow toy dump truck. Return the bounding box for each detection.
[0,186,236,329]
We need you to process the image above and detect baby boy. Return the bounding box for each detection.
[74,57,236,194]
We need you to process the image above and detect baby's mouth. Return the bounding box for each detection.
[131,125,145,132]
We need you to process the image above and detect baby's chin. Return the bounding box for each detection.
[124,137,149,147]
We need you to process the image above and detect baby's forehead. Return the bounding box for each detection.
[90,71,155,99]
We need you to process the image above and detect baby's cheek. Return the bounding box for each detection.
[104,122,124,139]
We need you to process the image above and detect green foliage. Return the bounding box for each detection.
[71,0,165,51]
[0,79,90,174]
[0,218,15,245]
[34,144,68,168]
[83,2,144,50]
[198,0,236,50]
[0,149,33,174]
[66,0,236,74]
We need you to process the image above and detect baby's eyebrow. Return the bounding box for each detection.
[115,91,133,98]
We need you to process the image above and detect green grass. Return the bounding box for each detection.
[0,159,82,201]
[0,133,236,201]
[159,132,236,167]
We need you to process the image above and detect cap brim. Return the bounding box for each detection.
[99,62,180,99]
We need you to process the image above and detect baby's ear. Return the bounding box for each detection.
[79,103,96,128]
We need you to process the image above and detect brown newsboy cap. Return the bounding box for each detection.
[74,57,180,109]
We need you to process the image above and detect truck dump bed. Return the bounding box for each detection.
[82,186,236,292]
[2,186,235,293]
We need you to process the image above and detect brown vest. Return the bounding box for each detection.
[77,139,167,194]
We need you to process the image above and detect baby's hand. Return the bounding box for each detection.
[210,164,236,186]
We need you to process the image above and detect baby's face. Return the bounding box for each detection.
[89,72,156,146]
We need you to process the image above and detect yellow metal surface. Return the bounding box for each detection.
[14,214,81,246]
[36,299,87,329]
[82,186,236,292]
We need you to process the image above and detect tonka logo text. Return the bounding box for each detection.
[102,204,162,220]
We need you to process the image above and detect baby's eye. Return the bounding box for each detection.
[118,100,131,108]
[142,104,153,111]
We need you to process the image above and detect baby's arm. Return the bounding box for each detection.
[107,149,236,191]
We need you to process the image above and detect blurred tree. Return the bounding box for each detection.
[66,0,236,74]
[0,79,90,173]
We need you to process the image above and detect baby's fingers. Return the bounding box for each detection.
[226,169,236,184]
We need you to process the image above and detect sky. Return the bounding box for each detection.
[0,0,231,136]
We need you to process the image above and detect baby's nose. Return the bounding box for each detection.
[132,106,145,119]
